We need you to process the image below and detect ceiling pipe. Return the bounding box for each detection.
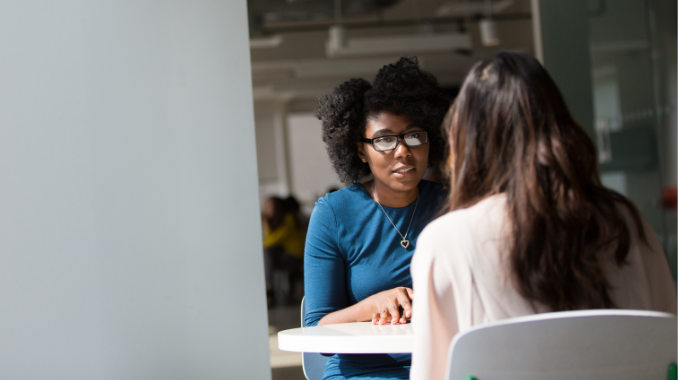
[260,12,531,34]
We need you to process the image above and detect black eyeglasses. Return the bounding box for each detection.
[361,131,428,152]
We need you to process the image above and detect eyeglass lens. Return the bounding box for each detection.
[373,131,428,151]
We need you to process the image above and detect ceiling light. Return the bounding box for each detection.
[326,25,347,53]
[436,0,513,17]
[250,35,284,49]
[326,29,472,58]
[479,19,500,46]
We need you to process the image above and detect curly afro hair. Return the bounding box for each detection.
[315,57,451,183]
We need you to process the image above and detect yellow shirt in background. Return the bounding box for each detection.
[263,213,305,258]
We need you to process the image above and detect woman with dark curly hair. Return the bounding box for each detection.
[303,57,451,379]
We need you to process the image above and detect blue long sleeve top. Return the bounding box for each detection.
[304,180,444,380]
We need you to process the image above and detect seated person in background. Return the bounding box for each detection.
[262,196,305,306]
[410,52,677,380]
[305,57,451,380]
[283,195,309,242]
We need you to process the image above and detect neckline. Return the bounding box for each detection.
[359,180,424,210]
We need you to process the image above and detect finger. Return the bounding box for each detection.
[396,289,413,319]
[379,308,390,325]
[380,309,389,325]
[399,308,408,324]
[372,313,379,325]
[389,301,401,325]
[406,287,414,300]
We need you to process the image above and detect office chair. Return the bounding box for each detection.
[445,309,677,380]
[301,297,331,380]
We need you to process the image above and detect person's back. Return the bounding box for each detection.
[409,52,677,380]
[411,195,675,379]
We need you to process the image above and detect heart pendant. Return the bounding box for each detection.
[400,240,410,249]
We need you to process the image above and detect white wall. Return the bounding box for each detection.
[0,1,270,379]
[255,101,292,204]
[287,113,344,213]
[255,107,280,183]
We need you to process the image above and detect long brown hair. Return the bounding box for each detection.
[445,52,646,311]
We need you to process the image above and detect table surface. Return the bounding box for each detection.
[277,322,414,354]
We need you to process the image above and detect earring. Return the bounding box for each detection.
[361,158,367,163]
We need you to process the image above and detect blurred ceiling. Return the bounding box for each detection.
[248,0,534,107]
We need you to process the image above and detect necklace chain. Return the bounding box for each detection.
[372,183,419,248]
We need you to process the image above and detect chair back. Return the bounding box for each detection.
[301,297,330,380]
[446,309,677,380]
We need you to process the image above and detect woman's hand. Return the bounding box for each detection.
[367,287,414,325]
[316,286,414,326]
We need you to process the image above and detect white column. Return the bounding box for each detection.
[0,1,270,379]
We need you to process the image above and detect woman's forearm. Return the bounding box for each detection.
[316,287,414,326]
[317,301,372,326]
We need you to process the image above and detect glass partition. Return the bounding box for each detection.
[588,0,676,279]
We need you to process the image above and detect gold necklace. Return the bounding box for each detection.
[372,183,420,249]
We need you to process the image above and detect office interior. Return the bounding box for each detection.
[0,1,675,379]
[251,0,677,379]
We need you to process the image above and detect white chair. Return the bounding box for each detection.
[446,309,677,380]
[301,297,330,380]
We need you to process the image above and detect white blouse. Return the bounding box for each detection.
[410,194,677,380]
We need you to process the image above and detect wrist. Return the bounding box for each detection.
[354,295,376,322]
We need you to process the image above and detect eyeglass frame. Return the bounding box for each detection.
[360,131,429,152]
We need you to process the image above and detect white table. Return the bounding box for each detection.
[277,322,414,354]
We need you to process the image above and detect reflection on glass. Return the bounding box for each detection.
[589,0,676,279]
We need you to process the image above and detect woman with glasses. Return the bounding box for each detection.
[409,52,677,380]
[304,57,450,380]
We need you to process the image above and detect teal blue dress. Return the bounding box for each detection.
[304,180,444,380]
